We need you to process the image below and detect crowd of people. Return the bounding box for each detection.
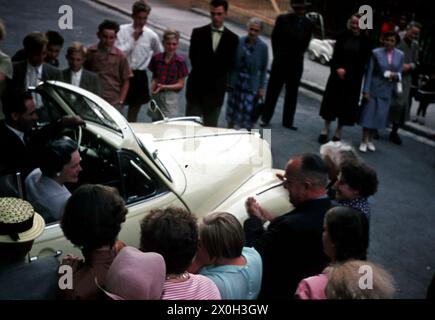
[0,0,428,139]
[0,0,434,301]
[5,146,432,300]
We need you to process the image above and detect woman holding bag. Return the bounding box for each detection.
[359,31,404,153]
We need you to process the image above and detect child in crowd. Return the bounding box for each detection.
[189,212,262,299]
[63,42,101,95]
[45,30,64,67]
[148,28,188,119]
[85,20,132,108]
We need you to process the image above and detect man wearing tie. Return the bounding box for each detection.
[185,0,238,127]
[260,0,314,130]
[8,32,62,108]
[0,91,83,179]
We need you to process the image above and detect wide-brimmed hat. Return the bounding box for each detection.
[98,246,166,300]
[0,197,45,243]
[292,0,312,9]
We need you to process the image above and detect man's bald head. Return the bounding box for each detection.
[284,153,328,206]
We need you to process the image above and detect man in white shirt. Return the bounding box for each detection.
[62,42,101,95]
[115,1,162,122]
[8,32,62,107]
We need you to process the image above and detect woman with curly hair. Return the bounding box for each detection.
[59,184,127,300]
[334,159,379,220]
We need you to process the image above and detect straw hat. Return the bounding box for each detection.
[0,197,45,243]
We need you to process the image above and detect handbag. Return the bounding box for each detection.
[251,96,265,123]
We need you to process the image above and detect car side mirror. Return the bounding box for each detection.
[148,99,166,122]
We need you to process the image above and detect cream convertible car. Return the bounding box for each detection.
[28,81,292,259]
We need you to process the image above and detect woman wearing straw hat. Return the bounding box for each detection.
[0,197,59,299]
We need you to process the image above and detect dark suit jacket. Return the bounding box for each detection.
[62,68,102,96]
[244,197,331,300]
[0,256,59,300]
[8,61,62,92]
[0,120,65,178]
[186,24,238,105]
[271,13,314,63]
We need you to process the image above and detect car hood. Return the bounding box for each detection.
[131,123,272,215]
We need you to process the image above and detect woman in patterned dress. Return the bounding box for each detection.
[226,18,268,130]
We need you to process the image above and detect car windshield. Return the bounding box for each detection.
[54,86,121,134]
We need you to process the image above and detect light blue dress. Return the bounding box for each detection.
[199,247,262,300]
[25,168,71,221]
[360,47,404,129]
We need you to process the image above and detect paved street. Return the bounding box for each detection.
[1,0,435,299]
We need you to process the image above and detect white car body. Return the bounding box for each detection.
[29,81,292,259]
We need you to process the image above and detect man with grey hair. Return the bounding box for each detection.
[389,21,421,145]
[244,153,331,299]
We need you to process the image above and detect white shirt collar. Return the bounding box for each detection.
[211,25,225,32]
[71,68,83,87]
[27,62,42,76]
[5,124,26,144]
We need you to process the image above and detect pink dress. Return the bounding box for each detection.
[162,273,221,300]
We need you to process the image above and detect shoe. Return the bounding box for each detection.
[367,142,376,152]
[332,136,341,142]
[389,132,402,145]
[373,130,380,140]
[260,120,268,127]
[318,134,328,144]
[283,124,298,130]
[359,143,367,153]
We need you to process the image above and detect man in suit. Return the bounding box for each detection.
[0,91,84,179]
[8,32,62,102]
[63,42,101,95]
[260,1,314,130]
[185,0,238,127]
[244,153,331,299]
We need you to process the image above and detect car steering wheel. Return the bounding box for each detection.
[62,124,83,147]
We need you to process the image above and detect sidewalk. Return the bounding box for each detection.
[91,0,435,140]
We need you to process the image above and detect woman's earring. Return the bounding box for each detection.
[56,172,61,177]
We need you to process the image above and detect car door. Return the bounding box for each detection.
[29,81,188,259]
